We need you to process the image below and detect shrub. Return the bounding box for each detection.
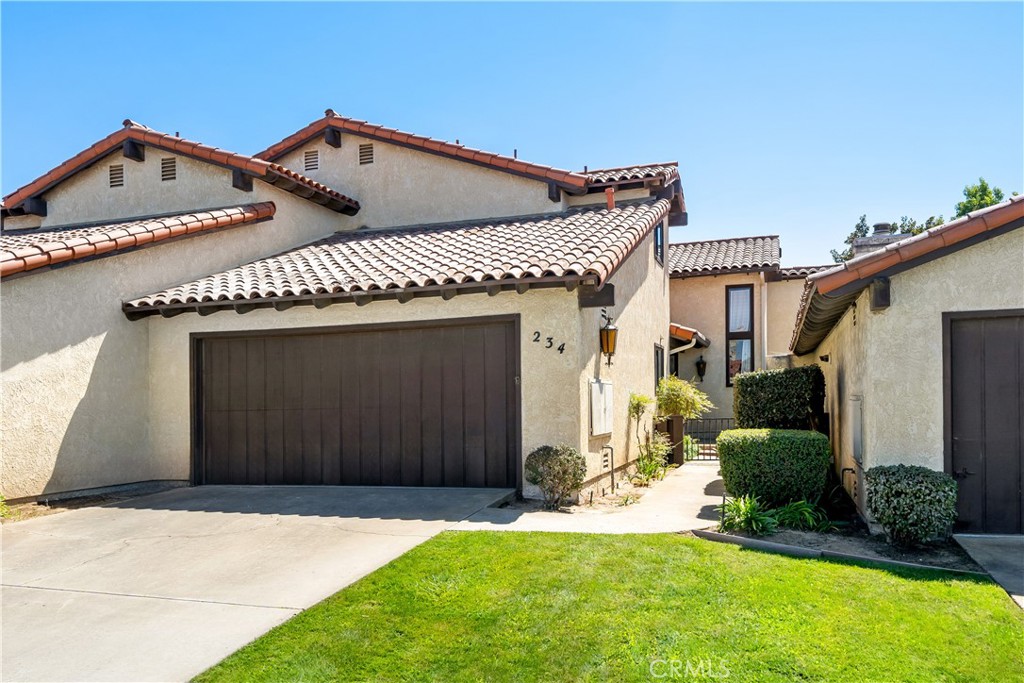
[524,445,587,510]
[632,431,672,486]
[866,465,958,546]
[773,500,831,532]
[681,435,699,461]
[719,495,778,535]
[733,365,825,430]
[717,429,831,506]
[656,376,714,421]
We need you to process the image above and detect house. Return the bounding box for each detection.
[665,235,830,427]
[0,112,686,502]
[790,199,1024,533]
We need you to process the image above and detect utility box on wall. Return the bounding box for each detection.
[590,379,613,436]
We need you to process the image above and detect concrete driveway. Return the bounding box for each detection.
[1,485,512,682]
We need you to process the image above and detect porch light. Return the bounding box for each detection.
[695,355,707,382]
[600,314,618,366]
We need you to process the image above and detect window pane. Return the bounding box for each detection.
[728,339,752,380]
[728,288,751,333]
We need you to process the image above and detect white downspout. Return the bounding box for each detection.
[760,272,768,369]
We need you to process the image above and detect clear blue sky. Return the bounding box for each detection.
[2,2,1021,265]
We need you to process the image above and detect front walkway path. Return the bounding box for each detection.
[455,461,724,533]
[955,534,1024,608]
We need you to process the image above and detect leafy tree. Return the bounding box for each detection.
[830,215,870,263]
[954,177,1010,217]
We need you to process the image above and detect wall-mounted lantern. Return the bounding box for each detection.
[695,355,707,382]
[599,311,618,366]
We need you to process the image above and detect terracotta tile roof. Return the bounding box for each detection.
[669,322,710,348]
[2,121,359,216]
[667,235,780,277]
[791,195,1024,355]
[780,265,834,280]
[255,110,590,191]
[584,163,679,186]
[124,199,671,316]
[1,203,276,278]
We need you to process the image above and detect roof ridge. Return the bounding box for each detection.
[669,234,780,246]
[2,204,271,235]
[583,161,678,173]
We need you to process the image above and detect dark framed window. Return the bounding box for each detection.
[654,223,664,265]
[654,344,665,390]
[725,284,754,386]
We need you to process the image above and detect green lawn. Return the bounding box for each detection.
[198,532,1023,683]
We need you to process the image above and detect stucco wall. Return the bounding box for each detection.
[797,228,1024,515]
[766,278,806,356]
[576,227,670,497]
[0,189,346,500]
[668,272,766,419]
[275,136,564,228]
[145,288,585,493]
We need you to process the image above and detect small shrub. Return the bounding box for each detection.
[717,429,831,506]
[866,465,958,546]
[681,435,699,461]
[0,496,12,520]
[524,445,586,510]
[733,365,825,430]
[773,500,831,532]
[719,495,778,536]
[656,376,714,421]
[632,431,672,487]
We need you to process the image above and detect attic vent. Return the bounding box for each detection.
[161,157,177,182]
[303,149,319,172]
[359,143,374,165]
[109,164,124,188]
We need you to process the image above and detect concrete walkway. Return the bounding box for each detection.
[455,461,724,533]
[955,534,1024,608]
[1,486,512,683]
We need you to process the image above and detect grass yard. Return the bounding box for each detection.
[198,532,1023,683]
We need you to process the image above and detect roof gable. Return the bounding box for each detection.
[255,110,590,191]
[2,121,359,217]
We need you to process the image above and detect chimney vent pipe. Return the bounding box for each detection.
[872,222,893,235]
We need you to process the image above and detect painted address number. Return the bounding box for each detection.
[532,331,566,354]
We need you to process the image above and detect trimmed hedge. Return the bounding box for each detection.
[733,365,825,430]
[866,465,958,546]
[524,445,586,510]
[717,429,831,506]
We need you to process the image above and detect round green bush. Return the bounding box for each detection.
[866,465,957,546]
[717,429,831,506]
[524,445,586,510]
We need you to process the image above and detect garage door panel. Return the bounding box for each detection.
[198,319,517,488]
[421,340,445,487]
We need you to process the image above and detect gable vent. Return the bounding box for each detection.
[161,157,177,182]
[303,149,319,172]
[359,143,374,165]
[109,164,124,188]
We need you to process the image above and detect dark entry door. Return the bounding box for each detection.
[195,318,519,488]
[947,312,1024,533]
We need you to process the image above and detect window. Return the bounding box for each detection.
[160,157,176,182]
[654,344,665,390]
[359,143,374,165]
[109,164,124,188]
[725,284,754,386]
[654,223,664,265]
[303,149,319,172]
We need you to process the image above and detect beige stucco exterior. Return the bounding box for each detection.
[766,278,806,356]
[275,136,562,229]
[1,128,672,500]
[0,176,349,499]
[795,228,1024,515]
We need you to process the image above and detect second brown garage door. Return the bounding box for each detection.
[194,317,519,488]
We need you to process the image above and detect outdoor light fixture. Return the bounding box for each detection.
[695,355,707,382]
[599,312,618,366]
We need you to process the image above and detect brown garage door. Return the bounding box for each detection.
[194,317,519,488]
[946,311,1024,533]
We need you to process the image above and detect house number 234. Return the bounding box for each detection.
[533,331,566,354]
